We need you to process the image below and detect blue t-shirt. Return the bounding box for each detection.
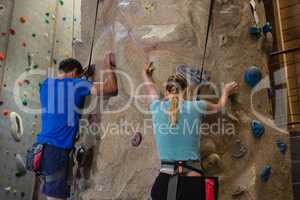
[36,78,92,150]
[149,100,207,161]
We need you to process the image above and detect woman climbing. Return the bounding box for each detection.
[142,62,238,200]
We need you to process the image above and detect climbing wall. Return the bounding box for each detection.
[0,0,81,199]
[75,0,294,200]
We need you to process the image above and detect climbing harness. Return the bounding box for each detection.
[161,161,219,200]
[200,0,215,83]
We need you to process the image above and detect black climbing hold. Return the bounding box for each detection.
[260,165,272,182]
[53,59,57,64]
[244,66,262,87]
[131,132,142,147]
[32,33,37,38]
[0,100,3,106]
[62,17,67,21]
[20,192,25,198]
[267,88,273,98]
[276,139,287,154]
[45,12,50,17]
[251,120,265,139]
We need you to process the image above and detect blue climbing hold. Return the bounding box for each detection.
[249,26,262,39]
[276,139,287,154]
[260,165,272,182]
[251,120,265,139]
[244,66,262,87]
[262,22,272,34]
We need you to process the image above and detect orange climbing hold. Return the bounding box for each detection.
[0,52,5,61]
[3,109,11,117]
[20,16,27,23]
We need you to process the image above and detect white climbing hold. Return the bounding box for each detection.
[9,112,24,142]
[44,33,49,38]
[249,0,259,25]
[4,186,11,193]
[0,4,6,16]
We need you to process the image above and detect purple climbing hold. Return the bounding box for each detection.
[131,132,142,147]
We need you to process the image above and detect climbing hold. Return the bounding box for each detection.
[19,16,27,23]
[45,19,50,24]
[131,132,142,147]
[88,114,97,124]
[44,33,49,38]
[22,42,27,47]
[1,32,6,36]
[62,17,67,21]
[201,153,221,172]
[0,100,3,106]
[232,186,246,199]
[22,100,28,106]
[9,28,16,35]
[33,64,39,69]
[0,52,5,61]
[17,80,23,86]
[32,33,37,38]
[59,0,64,6]
[4,186,11,193]
[53,59,57,64]
[144,2,156,12]
[262,22,272,34]
[45,12,50,17]
[249,26,261,39]
[3,109,11,117]
[251,120,265,139]
[232,139,247,159]
[276,139,287,154]
[0,4,5,16]
[267,87,274,98]
[24,80,30,85]
[260,165,272,182]
[15,154,26,177]
[9,112,24,142]
[21,192,25,198]
[244,66,262,87]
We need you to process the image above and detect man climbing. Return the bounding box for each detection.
[35,54,118,200]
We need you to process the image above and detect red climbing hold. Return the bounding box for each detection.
[131,132,142,147]
[1,32,6,36]
[0,52,5,61]
[9,28,16,35]
[20,16,27,23]
[22,42,27,47]
[3,109,11,117]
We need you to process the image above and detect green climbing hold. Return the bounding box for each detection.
[45,19,50,24]
[22,100,28,106]
[33,64,38,69]
[59,0,64,6]
[53,59,57,64]
[32,33,37,38]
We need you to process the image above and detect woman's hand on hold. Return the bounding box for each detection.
[223,81,238,96]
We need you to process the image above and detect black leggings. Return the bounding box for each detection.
[151,172,204,200]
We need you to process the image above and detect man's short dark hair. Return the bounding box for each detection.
[59,58,83,75]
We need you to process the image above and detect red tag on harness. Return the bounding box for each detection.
[205,178,216,200]
[33,150,43,172]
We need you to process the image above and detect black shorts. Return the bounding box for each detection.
[41,144,71,199]
[151,172,204,200]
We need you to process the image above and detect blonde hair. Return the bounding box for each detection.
[165,74,188,127]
